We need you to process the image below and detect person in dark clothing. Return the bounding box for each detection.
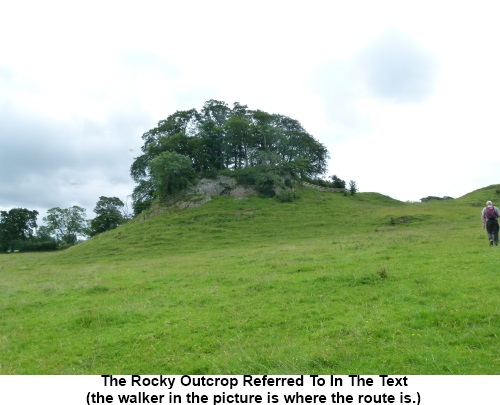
[481,200,500,246]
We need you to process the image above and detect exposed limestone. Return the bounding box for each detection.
[186,176,257,201]
[175,195,212,209]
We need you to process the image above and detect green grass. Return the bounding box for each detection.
[0,185,499,374]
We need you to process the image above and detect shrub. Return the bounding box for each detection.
[348,180,358,195]
[330,175,346,189]
[390,216,414,225]
[13,239,58,252]
[233,166,285,197]
[148,152,196,200]
[233,166,265,186]
[377,266,388,280]
[255,172,284,197]
[276,188,299,203]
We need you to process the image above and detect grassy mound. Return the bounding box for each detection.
[1,186,498,374]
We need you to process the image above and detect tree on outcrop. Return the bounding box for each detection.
[130,99,329,214]
[348,180,358,195]
[330,175,346,189]
[149,151,196,201]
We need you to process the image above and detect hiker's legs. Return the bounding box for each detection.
[493,220,499,245]
[486,220,496,244]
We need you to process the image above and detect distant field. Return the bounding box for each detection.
[0,186,499,374]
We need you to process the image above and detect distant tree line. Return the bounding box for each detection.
[305,174,348,189]
[304,175,358,195]
[0,196,129,253]
[420,196,454,202]
[130,99,330,214]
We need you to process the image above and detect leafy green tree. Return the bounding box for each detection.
[141,108,198,158]
[89,197,126,236]
[225,114,253,169]
[43,206,88,245]
[148,151,196,201]
[36,225,54,241]
[131,179,155,216]
[131,109,199,214]
[17,225,58,252]
[251,109,277,157]
[200,99,231,126]
[197,100,231,171]
[0,208,38,252]
[348,180,358,195]
[197,118,226,171]
[130,100,330,214]
[330,175,346,189]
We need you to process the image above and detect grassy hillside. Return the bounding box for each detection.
[1,185,499,374]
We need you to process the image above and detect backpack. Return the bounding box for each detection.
[485,206,498,220]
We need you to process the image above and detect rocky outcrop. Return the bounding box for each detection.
[186,176,257,200]
[186,176,236,196]
[166,176,257,211]
[136,176,257,221]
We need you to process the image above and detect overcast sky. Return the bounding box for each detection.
[1,1,499,220]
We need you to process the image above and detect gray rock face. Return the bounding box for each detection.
[187,176,237,196]
[186,176,256,200]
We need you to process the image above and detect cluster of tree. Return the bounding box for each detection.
[130,99,330,214]
[420,196,454,202]
[306,174,346,189]
[0,196,128,253]
[0,208,38,253]
[305,175,358,195]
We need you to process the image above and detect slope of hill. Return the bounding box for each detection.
[0,185,498,374]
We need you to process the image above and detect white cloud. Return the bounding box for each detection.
[1,0,500,217]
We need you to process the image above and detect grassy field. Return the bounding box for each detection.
[0,185,499,374]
